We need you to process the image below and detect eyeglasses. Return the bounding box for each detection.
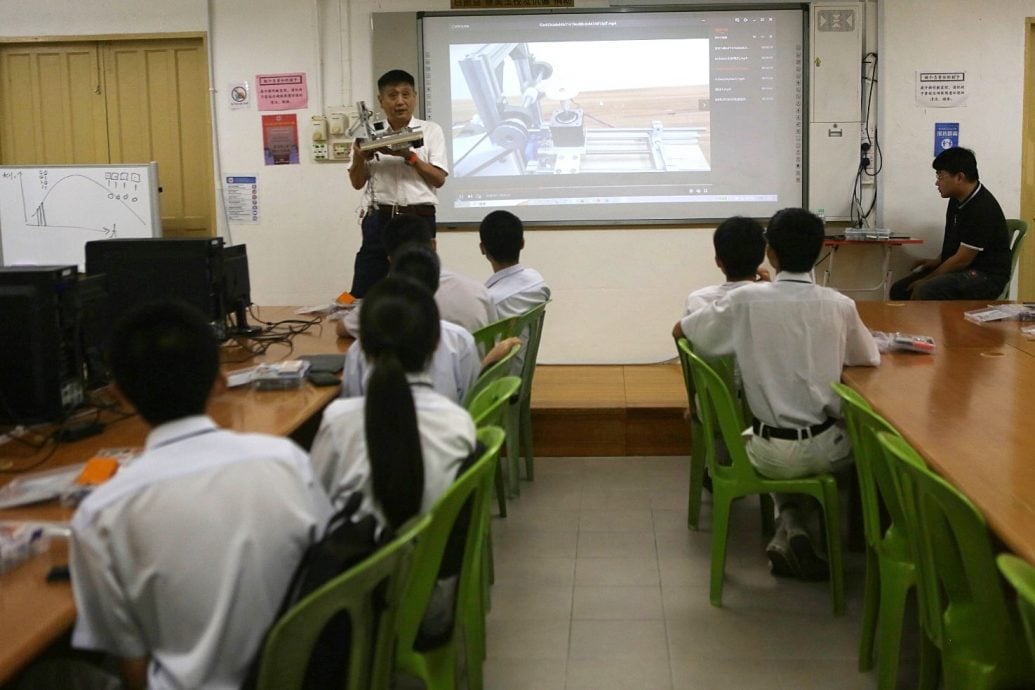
[935,171,954,181]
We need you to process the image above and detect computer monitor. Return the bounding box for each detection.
[222,243,261,336]
[85,237,227,342]
[0,265,85,423]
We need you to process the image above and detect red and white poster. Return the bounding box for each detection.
[256,72,308,111]
[262,114,299,165]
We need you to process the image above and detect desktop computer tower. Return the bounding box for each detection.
[0,265,86,423]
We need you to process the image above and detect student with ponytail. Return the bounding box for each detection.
[309,275,477,530]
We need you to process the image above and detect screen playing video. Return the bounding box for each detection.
[420,8,804,225]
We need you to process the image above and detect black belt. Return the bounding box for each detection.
[372,203,435,217]
[752,417,835,441]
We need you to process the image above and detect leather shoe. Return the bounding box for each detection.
[789,533,829,582]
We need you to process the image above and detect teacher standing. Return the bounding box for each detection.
[348,69,448,298]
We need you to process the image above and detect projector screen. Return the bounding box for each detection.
[419,7,806,226]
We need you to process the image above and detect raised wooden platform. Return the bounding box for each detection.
[529,364,689,457]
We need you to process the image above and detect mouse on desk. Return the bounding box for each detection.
[46,564,70,582]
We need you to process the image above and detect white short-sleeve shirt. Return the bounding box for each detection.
[679,272,880,428]
[341,319,480,404]
[70,416,332,690]
[683,281,750,316]
[485,265,551,319]
[310,381,477,524]
[354,117,448,206]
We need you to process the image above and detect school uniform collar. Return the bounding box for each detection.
[405,372,436,389]
[775,271,815,285]
[486,264,525,289]
[146,415,219,451]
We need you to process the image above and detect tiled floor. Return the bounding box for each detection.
[483,456,908,690]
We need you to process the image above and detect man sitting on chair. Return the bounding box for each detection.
[676,208,880,581]
[479,210,551,317]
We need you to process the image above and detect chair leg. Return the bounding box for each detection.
[858,547,879,673]
[494,459,507,518]
[504,405,521,498]
[519,400,535,482]
[709,491,734,607]
[687,420,706,530]
[820,482,845,616]
[875,561,911,690]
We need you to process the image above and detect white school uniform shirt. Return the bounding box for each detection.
[310,378,477,524]
[485,264,551,318]
[340,267,496,338]
[70,415,332,690]
[355,117,448,206]
[679,271,880,428]
[340,319,480,404]
[683,280,751,316]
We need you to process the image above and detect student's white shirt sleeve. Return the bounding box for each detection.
[678,298,736,358]
[843,305,881,367]
[455,331,481,403]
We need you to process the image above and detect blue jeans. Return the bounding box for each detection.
[889,268,1005,301]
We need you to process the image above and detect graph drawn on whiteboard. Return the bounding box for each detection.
[0,162,160,268]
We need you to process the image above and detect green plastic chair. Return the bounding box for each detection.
[681,343,845,614]
[255,511,432,690]
[470,315,518,359]
[997,219,1028,300]
[675,337,766,532]
[833,382,920,689]
[467,375,522,518]
[503,300,548,496]
[996,554,1035,664]
[394,426,505,690]
[464,341,520,408]
[878,432,1035,690]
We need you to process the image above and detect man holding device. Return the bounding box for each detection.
[348,69,449,298]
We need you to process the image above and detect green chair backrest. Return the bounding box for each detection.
[511,300,548,406]
[831,383,908,552]
[997,553,1035,662]
[470,316,518,360]
[256,511,432,690]
[678,341,759,483]
[394,426,505,664]
[877,431,1015,654]
[463,343,520,407]
[999,219,1029,299]
[467,376,521,429]
[675,337,746,427]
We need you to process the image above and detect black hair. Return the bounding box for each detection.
[479,210,524,264]
[390,242,441,293]
[381,213,433,257]
[359,276,441,530]
[764,208,825,273]
[108,300,220,426]
[932,146,979,181]
[713,216,766,279]
[377,69,415,92]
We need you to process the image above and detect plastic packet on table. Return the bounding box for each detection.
[252,359,311,391]
[870,331,936,354]
[0,448,139,510]
[0,521,55,574]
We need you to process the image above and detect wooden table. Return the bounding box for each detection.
[845,300,1035,565]
[0,307,350,685]
[820,236,923,300]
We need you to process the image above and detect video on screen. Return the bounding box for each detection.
[449,39,711,178]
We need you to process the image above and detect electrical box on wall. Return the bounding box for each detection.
[311,106,358,162]
[807,2,863,221]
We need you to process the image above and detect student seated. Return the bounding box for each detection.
[339,214,495,337]
[683,215,768,315]
[312,274,477,522]
[478,210,551,317]
[69,301,332,690]
[676,208,879,580]
[341,243,481,404]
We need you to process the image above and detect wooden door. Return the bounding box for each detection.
[0,43,109,164]
[0,36,214,237]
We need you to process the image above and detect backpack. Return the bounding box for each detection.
[242,491,389,690]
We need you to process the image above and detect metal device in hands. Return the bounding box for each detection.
[351,101,424,152]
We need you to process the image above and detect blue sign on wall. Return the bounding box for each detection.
[934,122,959,156]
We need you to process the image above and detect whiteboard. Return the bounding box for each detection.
[0,162,160,269]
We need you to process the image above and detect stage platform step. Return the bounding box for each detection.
[530,364,689,457]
